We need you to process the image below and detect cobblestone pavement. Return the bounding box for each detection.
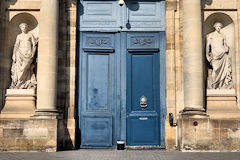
[0,150,240,160]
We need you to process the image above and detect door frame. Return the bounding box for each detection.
[76,0,166,149]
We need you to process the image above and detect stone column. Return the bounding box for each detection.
[182,0,205,114]
[36,0,59,115]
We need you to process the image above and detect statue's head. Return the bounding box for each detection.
[19,23,28,33]
[213,22,223,32]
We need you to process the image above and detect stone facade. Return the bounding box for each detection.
[0,0,240,152]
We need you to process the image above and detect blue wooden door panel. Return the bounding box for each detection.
[131,54,154,111]
[87,55,109,111]
[78,0,165,31]
[126,32,161,146]
[79,32,120,148]
[79,0,121,31]
[124,0,165,31]
[82,115,112,146]
[129,116,158,144]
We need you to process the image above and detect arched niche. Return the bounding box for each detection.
[0,13,38,109]
[204,12,240,112]
[204,12,235,90]
[7,12,38,85]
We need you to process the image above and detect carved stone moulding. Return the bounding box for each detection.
[0,89,36,119]
[206,89,240,119]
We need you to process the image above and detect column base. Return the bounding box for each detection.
[181,107,206,115]
[31,109,61,119]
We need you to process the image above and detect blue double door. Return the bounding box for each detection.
[78,0,166,148]
[78,32,165,148]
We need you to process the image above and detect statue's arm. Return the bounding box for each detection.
[31,34,36,46]
[206,35,212,62]
[223,35,229,52]
[30,34,37,58]
[13,36,20,62]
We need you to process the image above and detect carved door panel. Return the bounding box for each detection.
[126,32,164,146]
[79,32,120,148]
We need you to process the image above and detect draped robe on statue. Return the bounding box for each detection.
[10,33,37,89]
[206,32,233,89]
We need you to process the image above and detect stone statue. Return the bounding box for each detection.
[10,23,37,89]
[206,22,233,89]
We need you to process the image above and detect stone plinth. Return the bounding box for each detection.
[179,114,240,151]
[206,89,240,119]
[0,89,36,119]
[0,118,62,152]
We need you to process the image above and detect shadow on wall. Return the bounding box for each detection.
[57,0,78,150]
[125,0,140,29]
[201,0,213,8]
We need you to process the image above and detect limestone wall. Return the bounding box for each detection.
[178,0,240,151]
[165,0,184,150]
[179,115,240,151]
[0,0,184,151]
[0,118,60,152]
[1,0,240,152]
[0,0,75,151]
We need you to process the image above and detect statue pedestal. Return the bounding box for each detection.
[0,89,36,119]
[206,89,240,119]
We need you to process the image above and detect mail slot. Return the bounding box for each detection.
[139,117,148,120]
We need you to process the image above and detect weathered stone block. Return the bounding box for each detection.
[220,129,228,138]
[16,139,33,150]
[195,129,212,140]
[209,139,220,150]
[221,120,238,129]
[28,119,43,128]
[0,118,59,152]
[220,138,232,151]
[33,139,47,148]
[166,138,177,150]
[182,118,189,129]
[0,128,2,137]
[43,120,57,128]
[3,128,24,138]
[212,128,220,138]
[1,119,21,128]
[231,139,240,150]
[48,130,57,139]
[47,139,57,147]
[227,128,240,139]
[23,128,48,138]
[195,140,212,150]
[0,138,16,149]
[212,120,220,128]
